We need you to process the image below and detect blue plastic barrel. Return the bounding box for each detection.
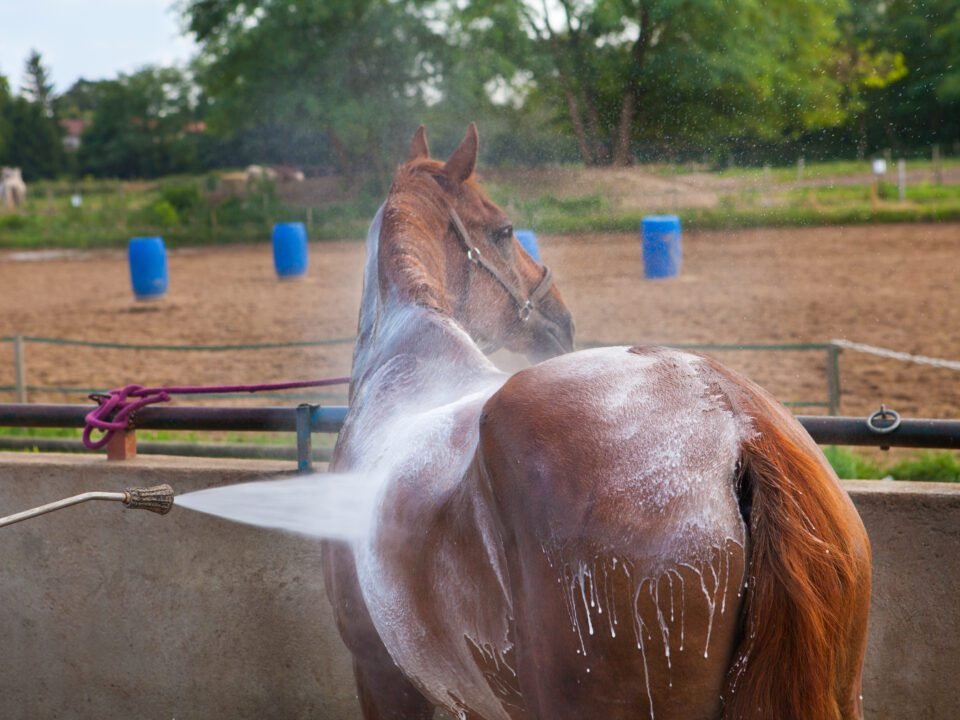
[641,215,682,279]
[272,222,308,278]
[515,229,541,262]
[128,236,168,300]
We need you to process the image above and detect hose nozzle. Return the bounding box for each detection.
[123,484,174,515]
[0,483,176,529]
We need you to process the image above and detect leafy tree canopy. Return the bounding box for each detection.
[78,66,202,178]
[183,0,443,178]
[442,0,853,165]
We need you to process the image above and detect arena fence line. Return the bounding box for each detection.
[1,334,841,413]
[0,403,958,472]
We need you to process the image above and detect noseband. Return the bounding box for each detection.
[449,208,554,323]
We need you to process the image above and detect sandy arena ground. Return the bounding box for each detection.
[1,222,958,423]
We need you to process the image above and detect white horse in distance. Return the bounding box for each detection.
[0,167,27,211]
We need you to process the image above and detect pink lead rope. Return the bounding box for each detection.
[82,377,351,450]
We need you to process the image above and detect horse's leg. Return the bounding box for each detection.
[322,542,434,720]
[352,649,435,720]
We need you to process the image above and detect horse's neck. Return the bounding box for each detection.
[350,205,500,415]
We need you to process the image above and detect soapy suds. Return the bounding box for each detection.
[174,473,383,542]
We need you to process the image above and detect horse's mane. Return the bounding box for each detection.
[379,159,489,313]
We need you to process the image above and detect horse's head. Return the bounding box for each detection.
[379,124,575,363]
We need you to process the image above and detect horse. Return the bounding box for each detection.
[0,167,27,211]
[322,124,871,720]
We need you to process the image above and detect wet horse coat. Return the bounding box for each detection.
[324,125,870,720]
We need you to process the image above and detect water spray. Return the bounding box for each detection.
[0,484,174,529]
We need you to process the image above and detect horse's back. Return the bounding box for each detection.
[478,346,751,719]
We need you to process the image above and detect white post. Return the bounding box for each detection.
[13,335,26,404]
[897,159,906,202]
[797,157,805,180]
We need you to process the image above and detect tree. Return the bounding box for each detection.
[834,2,908,158]
[862,0,960,150]
[78,66,201,178]
[449,0,852,165]
[21,50,55,117]
[0,52,64,179]
[183,0,443,180]
[4,97,64,179]
[0,74,12,163]
[55,78,103,119]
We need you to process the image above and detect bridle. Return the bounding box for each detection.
[449,208,554,323]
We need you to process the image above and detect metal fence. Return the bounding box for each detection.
[1,334,842,413]
[9,333,960,470]
[0,403,957,473]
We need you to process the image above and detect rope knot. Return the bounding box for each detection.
[81,376,350,451]
[83,385,172,450]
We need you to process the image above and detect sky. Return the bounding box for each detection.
[0,0,197,94]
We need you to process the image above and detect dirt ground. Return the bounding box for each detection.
[1,222,958,422]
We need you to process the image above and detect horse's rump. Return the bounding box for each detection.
[476,346,751,719]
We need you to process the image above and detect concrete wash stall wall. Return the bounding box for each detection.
[0,453,957,720]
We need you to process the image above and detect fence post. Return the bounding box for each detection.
[296,404,314,473]
[13,336,26,404]
[827,344,842,416]
[107,429,137,461]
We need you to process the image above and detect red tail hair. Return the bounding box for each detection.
[719,375,871,720]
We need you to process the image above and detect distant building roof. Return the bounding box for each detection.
[59,118,89,137]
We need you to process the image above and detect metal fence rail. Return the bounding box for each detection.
[0,404,958,474]
[2,335,841,413]
[0,403,347,472]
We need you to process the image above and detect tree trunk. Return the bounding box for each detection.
[560,80,594,165]
[613,89,637,166]
[583,93,608,164]
[327,126,354,184]
[612,2,652,166]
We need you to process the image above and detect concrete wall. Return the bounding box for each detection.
[0,454,360,720]
[1,454,958,719]
[846,480,960,720]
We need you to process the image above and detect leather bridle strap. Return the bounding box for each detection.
[449,208,554,322]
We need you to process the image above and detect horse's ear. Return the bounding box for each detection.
[443,123,479,185]
[407,125,430,162]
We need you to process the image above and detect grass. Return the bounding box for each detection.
[715,156,960,182]
[824,446,960,482]
[2,158,959,250]
[0,425,337,449]
[0,176,380,249]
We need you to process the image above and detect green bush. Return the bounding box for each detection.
[823,447,885,479]
[0,214,30,231]
[824,446,960,482]
[131,199,180,228]
[159,184,201,218]
[889,452,960,483]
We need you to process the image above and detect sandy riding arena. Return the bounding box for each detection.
[1,222,958,420]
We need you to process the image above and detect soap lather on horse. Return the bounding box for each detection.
[322,123,871,720]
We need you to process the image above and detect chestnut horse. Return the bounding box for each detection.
[323,124,870,720]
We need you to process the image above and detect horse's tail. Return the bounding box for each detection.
[719,370,871,720]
